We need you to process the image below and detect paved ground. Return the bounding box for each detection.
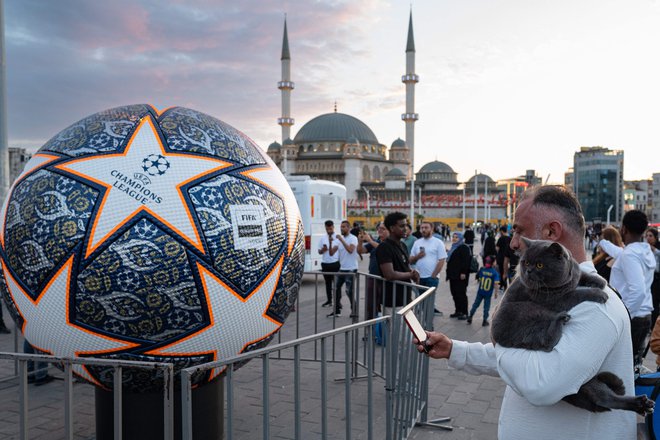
[0,237,652,439]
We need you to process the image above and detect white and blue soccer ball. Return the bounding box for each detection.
[0,105,304,391]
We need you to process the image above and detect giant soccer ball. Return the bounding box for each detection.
[0,105,304,391]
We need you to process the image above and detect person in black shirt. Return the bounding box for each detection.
[376,212,420,310]
[463,225,475,255]
[481,230,497,265]
[495,225,510,291]
[445,232,472,319]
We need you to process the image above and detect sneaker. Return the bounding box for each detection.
[456,314,468,321]
[326,311,341,318]
[321,301,332,307]
[482,320,489,327]
[434,309,443,316]
[466,316,473,324]
[449,313,460,318]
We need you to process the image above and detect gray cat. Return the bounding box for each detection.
[491,237,654,415]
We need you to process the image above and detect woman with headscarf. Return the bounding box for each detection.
[446,231,472,319]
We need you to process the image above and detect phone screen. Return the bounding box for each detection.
[401,309,427,343]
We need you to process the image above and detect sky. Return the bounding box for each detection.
[5,0,660,184]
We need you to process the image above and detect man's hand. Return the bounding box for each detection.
[410,269,420,284]
[413,331,452,359]
[459,273,466,281]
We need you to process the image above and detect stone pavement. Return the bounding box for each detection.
[0,237,652,439]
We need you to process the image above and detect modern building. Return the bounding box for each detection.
[651,173,660,225]
[573,146,624,224]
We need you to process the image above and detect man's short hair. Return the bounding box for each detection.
[384,212,407,230]
[622,210,648,235]
[420,221,433,228]
[521,185,585,235]
[324,220,334,227]
[499,225,507,233]
[341,220,350,227]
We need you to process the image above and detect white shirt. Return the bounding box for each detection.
[410,236,447,278]
[318,234,339,264]
[600,239,655,318]
[447,261,636,440]
[336,233,359,270]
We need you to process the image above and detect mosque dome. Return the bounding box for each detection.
[386,167,405,177]
[267,141,281,151]
[418,161,455,174]
[293,112,379,145]
[467,173,494,183]
[346,136,360,145]
[391,138,406,149]
[283,137,294,146]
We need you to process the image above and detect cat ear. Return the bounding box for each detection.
[521,236,532,247]
[548,242,564,257]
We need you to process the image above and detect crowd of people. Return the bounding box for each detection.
[317,184,660,439]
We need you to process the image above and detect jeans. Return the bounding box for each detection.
[334,270,356,313]
[365,277,383,320]
[631,314,652,366]
[469,293,492,321]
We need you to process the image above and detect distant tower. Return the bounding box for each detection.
[277,17,295,145]
[402,10,419,221]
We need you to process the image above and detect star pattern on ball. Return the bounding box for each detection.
[1,256,138,386]
[146,257,283,379]
[55,116,232,258]
[0,153,61,249]
[241,165,302,254]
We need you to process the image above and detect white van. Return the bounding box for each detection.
[287,176,346,272]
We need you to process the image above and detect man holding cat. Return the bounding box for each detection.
[415,185,636,439]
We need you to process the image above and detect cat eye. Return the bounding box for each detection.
[536,263,544,269]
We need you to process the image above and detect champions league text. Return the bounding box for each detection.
[111,170,163,204]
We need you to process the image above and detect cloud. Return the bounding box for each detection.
[5,0,383,151]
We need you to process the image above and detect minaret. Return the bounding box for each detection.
[277,17,295,145]
[401,10,419,222]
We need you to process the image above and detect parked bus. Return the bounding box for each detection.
[288,176,346,272]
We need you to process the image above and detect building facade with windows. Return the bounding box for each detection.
[573,146,624,223]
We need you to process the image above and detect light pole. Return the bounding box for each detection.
[606,204,614,226]
[473,170,478,228]
[462,183,466,229]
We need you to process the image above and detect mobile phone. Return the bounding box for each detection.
[399,309,431,353]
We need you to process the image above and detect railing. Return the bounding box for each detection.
[180,273,442,439]
[0,271,445,439]
[0,352,174,440]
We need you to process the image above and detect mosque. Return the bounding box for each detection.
[265,14,534,227]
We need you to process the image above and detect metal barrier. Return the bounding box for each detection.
[0,271,444,439]
[180,272,444,440]
[0,352,175,440]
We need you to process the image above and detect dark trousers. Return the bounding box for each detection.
[334,270,356,313]
[321,261,340,303]
[651,274,660,325]
[449,278,469,315]
[631,314,652,366]
[365,277,383,320]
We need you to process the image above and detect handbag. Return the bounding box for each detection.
[469,255,479,273]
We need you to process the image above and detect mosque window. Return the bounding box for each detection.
[373,166,381,181]
[363,166,371,181]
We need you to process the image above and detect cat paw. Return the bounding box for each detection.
[636,395,655,416]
